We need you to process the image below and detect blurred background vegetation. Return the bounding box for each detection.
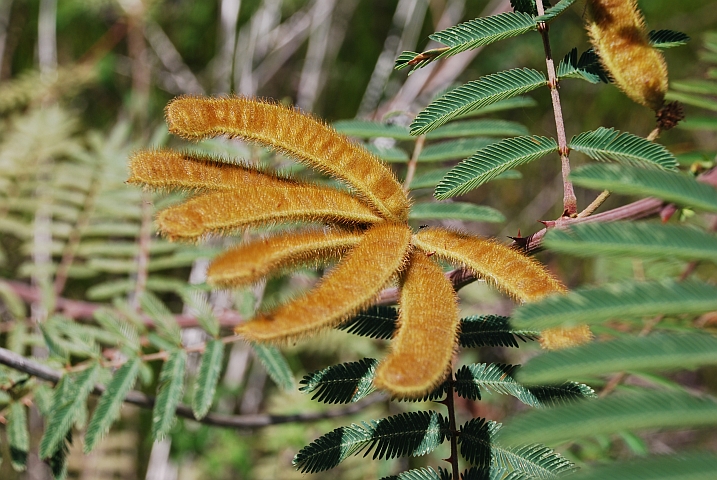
[0,0,716,479]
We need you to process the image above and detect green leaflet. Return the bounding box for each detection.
[459,315,539,348]
[434,136,558,199]
[39,363,101,459]
[426,119,529,139]
[499,391,717,446]
[409,202,505,223]
[8,402,29,472]
[139,292,181,345]
[419,137,495,162]
[512,279,717,330]
[299,358,378,404]
[518,333,717,385]
[337,306,398,340]
[87,276,190,300]
[648,30,691,49]
[568,453,717,480]
[178,287,220,338]
[151,350,186,441]
[557,48,603,84]
[411,69,546,135]
[671,80,717,96]
[535,0,578,23]
[569,164,717,212]
[544,222,717,263]
[665,91,717,112]
[455,96,537,119]
[510,0,551,16]
[293,423,374,473]
[569,128,678,170]
[84,358,141,453]
[380,467,444,480]
[192,339,224,419]
[410,168,521,190]
[252,344,295,391]
[333,120,412,140]
[92,309,140,351]
[679,116,717,131]
[364,143,410,163]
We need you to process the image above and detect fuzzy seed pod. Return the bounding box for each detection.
[587,0,668,111]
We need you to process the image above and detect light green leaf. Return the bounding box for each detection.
[139,292,181,345]
[435,136,558,199]
[364,143,410,163]
[544,222,717,263]
[678,116,717,131]
[410,168,520,190]
[512,279,717,330]
[84,358,141,453]
[151,351,186,441]
[569,128,678,170]
[410,68,546,135]
[499,391,717,446]
[379,467,443,480]
[426,119,529,139]
[253,344,295,391]
[665,91,717,112]
[648,30,690,49]
[178,287,220,338]
[8,402,29,471]
[333,120,412,140]
[570,164,717,212]
[192,340,224,419]
[568,453,717,480]
[409,202,505,223]
[418,137,495,162]
[557,48,602,84]
[455,96,537,119]
[518,333,717,384]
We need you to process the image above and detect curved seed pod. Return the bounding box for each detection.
[207,228,363,288]
[236,222,412,343]
[375,251,460,399]
[128,149,295,191]
[586,0,668,111]
[156,184,384,241]
[165,96,410,222]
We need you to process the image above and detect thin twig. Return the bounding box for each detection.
[403,134,426,191]
[577,190,611,218]
[441,372,460,480]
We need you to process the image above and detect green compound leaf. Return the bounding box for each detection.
[435,136,558,199]
[299,358,378,404]
[337,306,398,340]
[419,138,496,163]
[569,127,678,170]
[427,119,529,139]
[139,292,181,345]
[364,143,410,163]
[649,30,691,49]
[380,467,444,480]
[544,222,717,263]
[293,411,449,473]
[178,287,220,338]
[568,453,717,480]
[570,163,717,212]
[535,0,578,23]
[455,96,538,119]
[512,279,717,330]
[557,48,603,84]
[333,120,411,140]
[510,0,551,16]
[518,333,717,385]
[8,402,29,472]
[151,350,186,442]
[40,363,100,459]
[499,391,717,446]
[48,433,72,480]
[411,69,546,135]
[459,315,539,348]
[410,168,520,190]
[85,358,141,453]
[253,344,295,391]
[409,202,505,223]
[192,339,224,419]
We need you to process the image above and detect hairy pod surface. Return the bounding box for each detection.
[587,0,668,111]
[375,251,460,399]
[235,222,412,343]
[165,96,410,222]
[207,229,363,288]
[156,185,383,241]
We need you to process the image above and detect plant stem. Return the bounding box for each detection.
[577,190,611,218]
[442,372,460,479]
[535,2,577,216]
[403,134,426,191]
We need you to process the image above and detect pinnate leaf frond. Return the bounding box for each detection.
[293,423,374,473]
[409,202,505,223]
[207,228,362,288]
[535,0,578,23]
[566,453,717,480]
[518,333,717,385]
[556,48,603,84]
[337,306,398,340]
[434,136,558,199]
[569,164,717,212]
[299,358,378,404]
[151,351,186,441]
[510,0,551,16]
[8,402,29,472]
[649,30,691,49]
[569,127,678,170]
[165,96,409,221]
[380,467,444,480]
[459,315,539,348]
[252,344,295,391]
[192,340,224,419]
[410,69,546,135]
[513,278,717,330]
[544,221,717,263]
[139,292,181,345]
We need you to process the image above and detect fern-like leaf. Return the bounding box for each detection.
[139,292,182,345]
[380,467,444,480]
[48,432,72,480]
[458,418,498,468]
[151,350,186,441]
[544,222,717,263]
[412,169,520,190]
[512,279,717,330]
[427,120,529,139]
[410,69,546,135]
[434,136,558,199]
[648,30,691,49]
[569,127,678,170]
[569,163,717,212]
[459,315,539,348]
[499,391,717,446]
[492,443,578,478]
[556,48,603,84]
[252,344,295,391]
[337,306,398,340]
[299,358,378,404]
[567,453,717,480]
[518,333,717,384]
[419,138,496,163]
[293,423,374,473]
[409,202,505,223]
[84,358,141,452]
[192,339,224,419]
[535,0,577,23]
[8,402,29,471]
[178,287,220,338]
[333,120,412,140]
[39,363,100,459]
[364,411,449,460]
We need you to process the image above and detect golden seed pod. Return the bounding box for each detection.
[587,0,668,111]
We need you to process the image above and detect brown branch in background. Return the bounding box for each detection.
[0,347,383,429]
[535,1,577,216]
